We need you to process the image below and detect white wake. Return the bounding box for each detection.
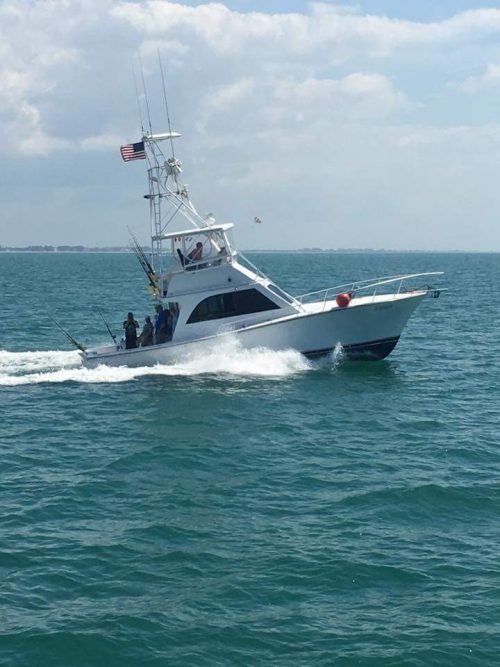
[0,338,344,386]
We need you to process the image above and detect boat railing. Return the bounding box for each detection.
[235,251,266,280]
[161,251,233,278]
[295,272,444,307]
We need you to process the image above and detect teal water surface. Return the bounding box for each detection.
[1,252,499,666]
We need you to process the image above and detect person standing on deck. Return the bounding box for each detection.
[138,316,154,347]
[154,304,169,344]
[169,303,179,334]
[123,312,139,349]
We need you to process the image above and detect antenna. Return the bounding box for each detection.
[132,61,145,135]
[158,50,176,158]
[139,53,153,135]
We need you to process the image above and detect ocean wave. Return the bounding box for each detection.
[0,339,344,386]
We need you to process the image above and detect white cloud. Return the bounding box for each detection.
[208,77,256,110]
[1,1,500,156]
[1,1,500,249]
[79,133,126,151]
[397,123,500,149]
[113,2,500,58]
[17,124,71,156]
[273,73,408,116]
[456,63,500,94]
[0,68,68,156]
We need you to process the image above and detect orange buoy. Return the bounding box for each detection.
[336,292,351,308]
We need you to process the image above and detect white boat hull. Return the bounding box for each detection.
[82,291,426,368]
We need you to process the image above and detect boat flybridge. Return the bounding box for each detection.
[82,130,442,368]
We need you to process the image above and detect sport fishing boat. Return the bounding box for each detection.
[82,130,442,368]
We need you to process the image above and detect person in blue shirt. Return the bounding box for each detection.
[154,304,172,344]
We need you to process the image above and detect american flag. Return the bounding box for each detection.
[120,141,146,162]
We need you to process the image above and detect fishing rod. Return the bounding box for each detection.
[130,241,158,289]
[98,310,118,347]
[128,228,158,289]
[51,318,86,352]
[133,234,155,276]
[132,236,155,277]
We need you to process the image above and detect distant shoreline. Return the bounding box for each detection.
[0,246,130,253]
[0,247,498,254]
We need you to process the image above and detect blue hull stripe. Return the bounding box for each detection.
[303,336,400,361]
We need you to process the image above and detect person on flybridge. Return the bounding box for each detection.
[187,242,203,262]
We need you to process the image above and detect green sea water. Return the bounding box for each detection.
[0,252,499,666]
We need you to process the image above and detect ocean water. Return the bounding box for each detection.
[0,251,499,666]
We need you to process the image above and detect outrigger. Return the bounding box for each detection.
[82,129,442,368]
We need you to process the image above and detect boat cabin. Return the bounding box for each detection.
[148,223,301,340]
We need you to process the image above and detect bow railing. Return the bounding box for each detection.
[295,272,444,307]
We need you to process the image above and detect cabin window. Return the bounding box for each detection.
[187,288,280,324]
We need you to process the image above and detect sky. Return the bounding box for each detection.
[1,0,500,250]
